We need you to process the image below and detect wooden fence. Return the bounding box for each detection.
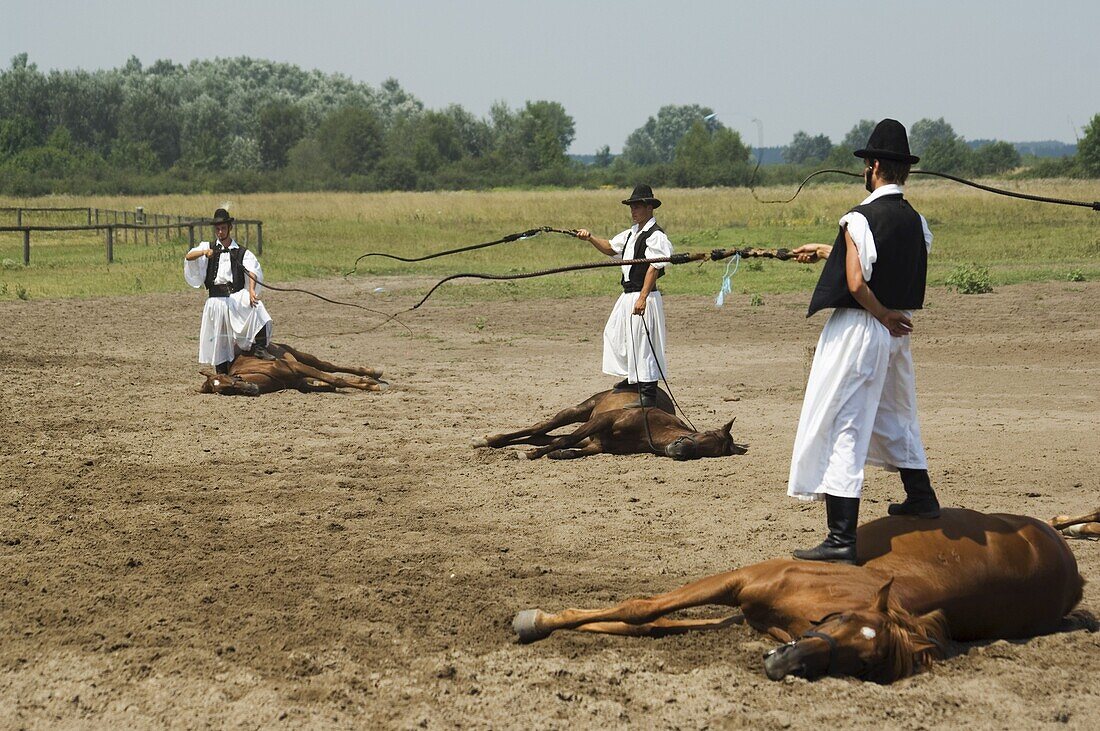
[0,206,264,264]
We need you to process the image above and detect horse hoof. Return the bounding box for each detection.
[471,437,489,448]
[513,609,550,643]
[373,382,390,392]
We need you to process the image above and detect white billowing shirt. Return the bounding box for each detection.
[183,240,264,292]
[609,217,673,280]
[840,184,933,281]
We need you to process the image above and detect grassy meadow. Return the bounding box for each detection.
[1,180,1097,303]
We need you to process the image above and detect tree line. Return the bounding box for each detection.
[1,54,1097,196]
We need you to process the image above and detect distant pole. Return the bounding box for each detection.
[86,207,92,225]
[23,229,30,265]
[106,226,114,263]
[256,222,263,255]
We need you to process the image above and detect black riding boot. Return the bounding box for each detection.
[624,381,658,408]
[250,326,275,361]
[215,361,230,374]
[792,494,859,564]
[889,468,941,518]
[612,379,632,391]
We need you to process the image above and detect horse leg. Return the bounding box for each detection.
[574,615,745,637]
[475,395,602,448]
[295,377,338,393]
[287,362,386,392]
[524,414,616,460]
[1061,523,1100,538]
[1051,509,1100,531]
[513,569,745,643]
[278,343,383,379]
[545,441,603,460]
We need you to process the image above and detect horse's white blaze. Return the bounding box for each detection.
[212,379,221,386]
[861,626,877,640]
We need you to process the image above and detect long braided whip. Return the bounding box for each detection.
[344,226,580,275]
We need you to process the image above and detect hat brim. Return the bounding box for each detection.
[621,197,661,208]
[854,148,919,165]
[212,218,235,225]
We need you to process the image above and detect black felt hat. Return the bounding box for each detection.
[212,208,234,225]
[621,184,661,209]
[854,119,920,164]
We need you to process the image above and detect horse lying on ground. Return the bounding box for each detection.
[513,509,1084,683]
[1051,508,1100,539]
[199,342,387,396]
[473,386,746,460]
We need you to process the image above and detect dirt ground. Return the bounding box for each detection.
[1,278,1097,730]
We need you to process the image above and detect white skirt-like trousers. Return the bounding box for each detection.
[197,290,273,366]
[602,291,667,383]
[788,308,927,501]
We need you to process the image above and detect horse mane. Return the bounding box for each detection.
[869,603,951,684]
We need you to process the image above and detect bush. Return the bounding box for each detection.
[945,263,993,294]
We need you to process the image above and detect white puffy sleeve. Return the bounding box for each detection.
[609,229,630,258]
[183,242,211,288]
[646,229,673,270]
[839,211,876,281]
[920,214,933,252]
[243,249,264,295]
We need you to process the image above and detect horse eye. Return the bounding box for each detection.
[860,627,877,640]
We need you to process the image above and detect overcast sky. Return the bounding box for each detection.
[3,0,1097,153]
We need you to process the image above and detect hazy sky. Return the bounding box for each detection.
[3,0,1097,153]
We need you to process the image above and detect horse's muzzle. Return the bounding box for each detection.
[763,642,820,681]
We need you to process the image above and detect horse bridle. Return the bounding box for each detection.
[763,613,858,679]
[665,433,699,459]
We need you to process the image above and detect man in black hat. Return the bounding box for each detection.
[183,208,275,374]
[786,119,941,564]
[576,185,672,407]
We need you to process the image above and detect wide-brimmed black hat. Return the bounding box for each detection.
[212,208,234,225]
[854,119,920,164]
[621,184,661,209]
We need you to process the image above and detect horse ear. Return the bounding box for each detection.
[722,417,735,435]
[871,578,895,612]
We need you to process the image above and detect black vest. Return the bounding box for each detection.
[806,194,927,317]
[621,223,666,293]
[203,244,248,294]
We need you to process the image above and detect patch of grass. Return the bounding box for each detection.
[749,293,764,306]
[1,181,1097,300]
[1066,269,1086,282]
[945,263,994,294]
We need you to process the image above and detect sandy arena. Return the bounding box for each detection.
[1,279,1097,729]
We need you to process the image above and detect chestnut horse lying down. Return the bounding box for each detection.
[513,509,1084,683]
[1051,508,1100,539]
[199,342,387,396]
[474,387,746,460]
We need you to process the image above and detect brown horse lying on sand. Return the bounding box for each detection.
[474,387,746,460]
[199,342,387,396]
[513,509,1084,683]
[1051,508,1100,539]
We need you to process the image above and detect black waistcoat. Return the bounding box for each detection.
[806,194,927,317]
[621,224,666,293]
[203,244,248,293]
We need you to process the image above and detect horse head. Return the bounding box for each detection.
[199,371,261,396]
[762,579,948,683]
[663,418,747,460]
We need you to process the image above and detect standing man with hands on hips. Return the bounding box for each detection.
[575,185,672,408]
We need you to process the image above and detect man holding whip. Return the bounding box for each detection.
[576,185,673,408]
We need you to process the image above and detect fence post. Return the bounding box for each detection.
[188,225,195,246]
[95,208,99,225]
[106,226,114,263]
[87,207,92,225]
[23,229,30,265]
[256,222,263,255]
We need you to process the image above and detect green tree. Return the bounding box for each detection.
[516,100,575,170]
[317,106,383,175]
[257,101,306,170]
[842,119,877,150]
[920,136,971,174]
[1076,113,1100,177]
[594,144,612,167]
[0,116,43,158]
[623,104,718,165]
[971,141,1020,175]
[909,117,959,156]
[117,81,180,167]
[179,95,229,170]
[783,131,832,165]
